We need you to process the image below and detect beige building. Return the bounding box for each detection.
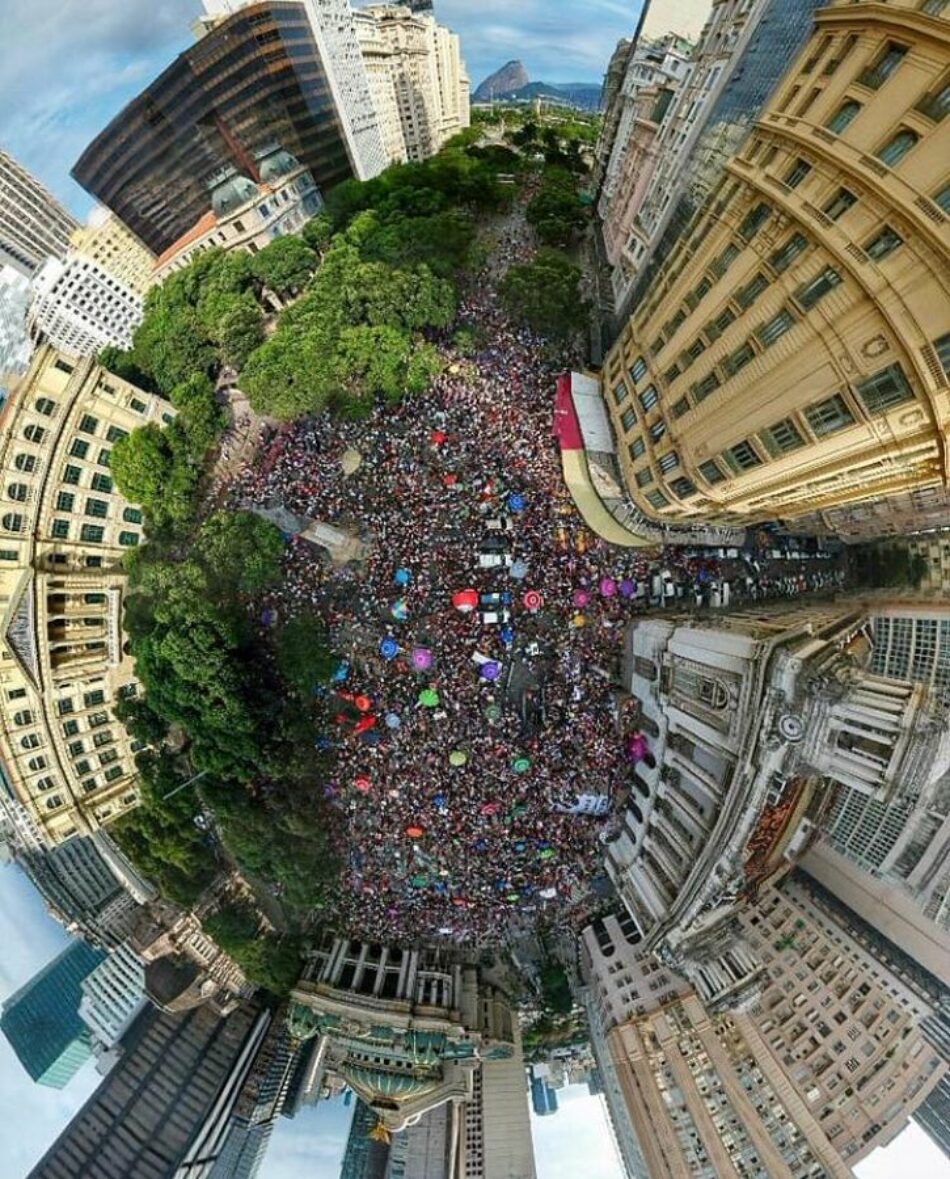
[69,209,155,296]
[0,345,170,845]
[355,10,411,165]
[601,0,950,532]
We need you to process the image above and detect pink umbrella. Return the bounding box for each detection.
[600,577,618,597]
[481,801,501,815]
[523,590,543,612]
[412,648,434,671]
[573,589,591,607]
[626,734,650,761]
[354,775,372,793]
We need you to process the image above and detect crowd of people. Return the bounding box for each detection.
[227,206,716,946]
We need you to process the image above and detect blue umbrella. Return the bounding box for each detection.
[380,637,399,660]
[434,792,448,808]
[385,712,402,730]
[500,626,515,645]
[394,568,412,586]
[331,660,351,683]
[508,492,526,512]
[510,559,528,580]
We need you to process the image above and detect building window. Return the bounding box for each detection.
[84,690,105,707]
[670,476,697,499]
[756,308,796,347]
[69,439,89,460]
[621,407,637,432]
[13,710,33,727]
[864,227,903,261]
[78,414,99,435]
[613,381,629,406]
[119,531,140,547]
[920,0,947,13]
[823,188,857,221]
[738,203,771,241]
[2,513,23,533]
[876,129,919,168]
[736,273,769,310]
[51,520,70,540]
[0,549,17,561]
[686,277,712,310]
[855,364,915,414]
[785,158,812,189]
[649,420,666,443]
[724,439,763,473]
[62,720,79,737]
[826,100,862,135]
[104,766,124,783]
[24,425,45,444]
[62,464,81,485]
[663,363,682,384]
[14,454,36,473]
[629,437,646,460]
[122,507,143,524]
[806,393,856,436]
[770,233,809,273]
[630,356,648,383]
[761,417,806,456]
[705,308,736,342]
[85,498,109,519]
[130,398,147,414]
[659,451,679,474]
[858,42,908,90]
[710,243,740,278]
[35,398,56,416]
[55,491,75,512]
[645,489,669,509]
[691,372,720,402]
[21,734,41,750]
[933,332,950,379]
[90,473,113,492]
[722,343,755,377]
[6,483,27,502]
[916,77,950,122]
[699,459,726,485]
[796,267,843,309]
[86,556,102,568]
[672,397,691,420]
[80,524,104,544]
[636,468,654,488]
[639,385,659,412]
[105,426,128,444]
[97,449,111,467]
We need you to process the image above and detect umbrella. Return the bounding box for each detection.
[261,607,277,626]
[523,590,543,612]
[411,874,429,887]
[449,750,468,767]
[484,703,502,722]
[430,429,449,445]
[508,492,526,512]
[512,756,531,773]
[331,661,350,683]
[385,712,402,729]
[452,589,479,613]
[353,715,376,734]
[360,729,383,746]
[514,840,527,852]
[481,802,501,815]
[391,599,410,621]
[627,734,650,761]
[355,695,372,712]
[619,578,636,597]
[443,473,459,486]
[406,826,425,838]
[434,793,448,808]
[474,839,489,852]
[341,448,362,475]
[573,589,591,607]
[480,661,502,681]
[600,577,618,597]
[572,613,587,628]
[419,688,440,708]
[394,568,412,586]
[354,775,372,793]
[507,893,520,902]
[510,559,528,580]
[379,637,399,660]
[539,848,556,860]
[499,626,515,645]
[412,648,434,671]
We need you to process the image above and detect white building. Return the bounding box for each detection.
[28,254,143,356]
[0,265,33,389]
[0,148,78,277]
[201,0,390,181]
[79,941,147,1054]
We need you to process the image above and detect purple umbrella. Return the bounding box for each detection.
[600,577,618,597]
[573,589,591,607]
[412,648,433,671]
[481,661,502,681]
[619,579,636,597]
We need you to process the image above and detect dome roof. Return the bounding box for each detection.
[341,1064,441,1106]
[257,146,301,183]
[210,171,260,217]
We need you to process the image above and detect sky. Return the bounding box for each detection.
[0,0,644,219]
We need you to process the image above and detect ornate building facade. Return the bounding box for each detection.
[0,345,168,844]
[600,0,950,531]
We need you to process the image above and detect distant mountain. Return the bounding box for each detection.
[474,60,530,102]
[474,61,602,111]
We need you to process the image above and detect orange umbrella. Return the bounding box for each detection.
[405,825,426,838]
[355,695,372,712]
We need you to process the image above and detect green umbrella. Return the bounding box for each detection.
[449,750,468,767]
[539,848,556,860]
[484,704,502,722]
[512,756,531,773]
[507,893,520,902]
[411,874,430,887]
[419,688,440,708]
[511,803,528,817]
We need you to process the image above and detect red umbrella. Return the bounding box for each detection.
[452,589,479,613]
[523,590,543,612]
[443,473,458,486]
[355,695,372,712]
[354,715,377,734]
[481,801,501,815]
[354,775,372,793]
[405,825,426,838]
[431,429,449,444]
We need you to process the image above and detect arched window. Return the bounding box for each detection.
[13,710,33,726]
[20,733,41,749]
[44,795,64,810]
[2,513,23,533]
[35,398,56,416]
[825,99,861,135]
[7,483,27,502]
[640,716,660,738]
[27,756,47,772]
[35,776,56,792]
[877,129,919,167]
[14,454,36,472]
[630,802,644,824]
[118,531,139,547]
[633,774,650,800]
[23,425,45,443]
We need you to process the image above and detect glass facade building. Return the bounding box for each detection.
[72,1,354,255]
[0,941,105,1088]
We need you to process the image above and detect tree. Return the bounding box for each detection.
[198,510,286,595]
[241,330,334,420]
[501,249,589,340]
[539,962,573,1015]
[276,611,335,697]
[216,295,266,369]
[110,424,176,512]
[527,168,586,247]
[302,211,334,256]
[249,236,318,301]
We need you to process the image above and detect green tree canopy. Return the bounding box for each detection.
[501,248,589,340]
[249,236,318,300]
[198,510,286,595]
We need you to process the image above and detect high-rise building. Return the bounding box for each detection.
[72,2,357,256]
[78,941,147,1054]
[355,11,411,165]
[68,209,156,296]
[0,149,78,278]
[0,345,171,845]
[529,1072,558,1116]
[28,255,144,357]
[340,1098,391,1179]
[1,941,105,1088]
[27,1001,267,1179]
[0,265,34,390]
[599,0,950,532]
